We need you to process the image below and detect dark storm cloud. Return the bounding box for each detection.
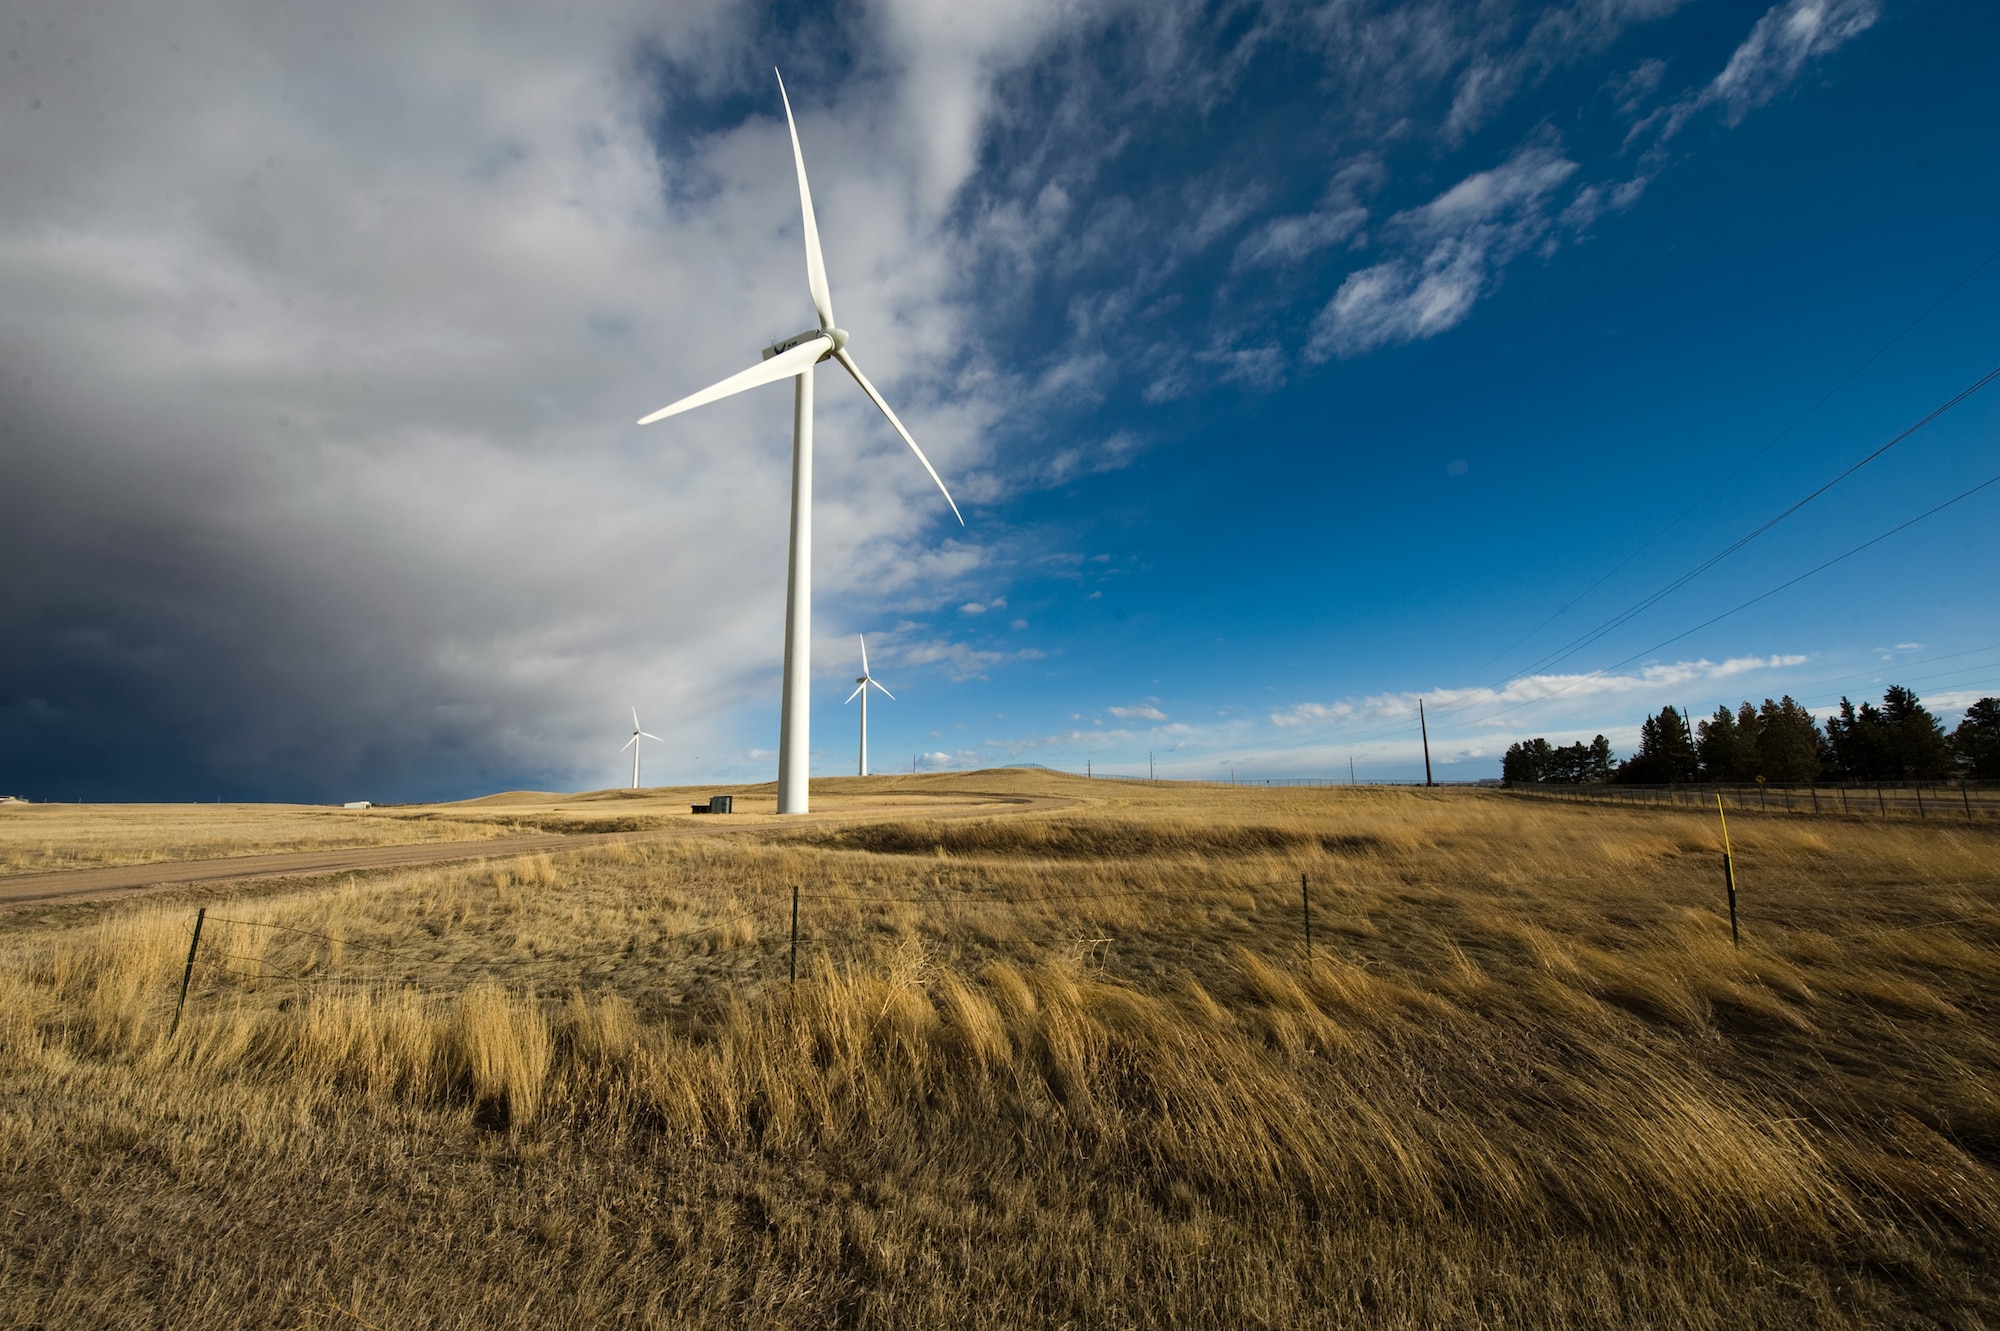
[0,0,1885,799]
[0,0,1030,800]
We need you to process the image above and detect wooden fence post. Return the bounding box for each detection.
[171,907,206,1037]
[1966,782,1975,822]
[789,884,799,984]
[1916,784,1926,819]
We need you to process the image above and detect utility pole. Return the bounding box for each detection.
[1680,706,1695,782]
[1349,755,1355,785]
[1419,699,1434,787]
[1149,751,1154,781]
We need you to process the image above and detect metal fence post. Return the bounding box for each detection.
[1300,873,1312,966]
[1715,796,1740,949]
[171,907,206,1037]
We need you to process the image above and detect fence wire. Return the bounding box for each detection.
[161,843,2000,1020]
[169,875,1316,999]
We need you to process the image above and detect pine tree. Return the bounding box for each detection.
[1880,686,1951,778]
[1586,735,1614,783]
[1697,705,1756,782]
[1503,738,1555,785]
[1825,697,1893,779]
[1754,696,1823,784]
[1616,708,1697,784]
[1951,698,2000,778]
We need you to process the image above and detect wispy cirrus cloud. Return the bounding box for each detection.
[1707,0,1882,124]
[892,636,1046,682]
[1271,654,1812,728]
[1307,142,1579,359]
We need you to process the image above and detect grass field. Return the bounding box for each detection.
[3,771,1997,1327]
[0,784,1050,880]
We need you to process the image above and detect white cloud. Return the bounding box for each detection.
[1272,654,1813,729]
[1628,0,1880,168]
[1293,0,1877,365]
[1307,144,1579,358]
[1232,206,1368,271]
[1108,704,1168,721]
[1708,0,1881,124]
[1710,653,1810,678]
[894,636,1045,682]
[1035,430,1148,487]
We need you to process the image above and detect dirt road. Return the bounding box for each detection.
[0,794,1071,910]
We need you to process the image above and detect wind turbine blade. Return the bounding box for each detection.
[637,336,830,425]
[859,634,869,676]
[775,70,835,332]
[621,735,638,751]
[870,679,896,700]
[833,348,964,525]
[632,707,641,729]
[640,732,661,741]
[844,683,866,704]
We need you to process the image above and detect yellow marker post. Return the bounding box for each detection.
[1716,793,1740,948]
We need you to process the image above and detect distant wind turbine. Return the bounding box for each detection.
[844,635,894,776]
[621,708,660,790]
[636,70,962,815]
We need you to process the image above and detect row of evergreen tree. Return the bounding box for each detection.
[1501,688,2000,786]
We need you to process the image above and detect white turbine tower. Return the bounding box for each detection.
[845,635,894,776]
[637,70,961,815]
[621,708,660,790]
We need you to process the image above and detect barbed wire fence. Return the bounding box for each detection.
[161,873,1336,1030]
[1502,778,2000,822]
[156,780,2000,1037]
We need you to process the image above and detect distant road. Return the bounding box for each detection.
[0,795,1069,910]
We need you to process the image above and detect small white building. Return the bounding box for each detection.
[343,800,372,810]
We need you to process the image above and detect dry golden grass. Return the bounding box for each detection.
[0,802,540,876]
[3,772,1998,1327]
[0,779,1056,878]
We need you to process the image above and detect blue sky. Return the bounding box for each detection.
[1,0,1995,799]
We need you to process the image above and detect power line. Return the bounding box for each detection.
[1420,469,2000,735]
[1595,470,2000,675]
[1380,358,2000,744]
[1314,255,2000,763]
[1474,239,2000,675]
[1275,468,2000,755]
[1507,361,2000,683]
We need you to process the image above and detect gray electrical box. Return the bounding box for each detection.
[708,795,733,814]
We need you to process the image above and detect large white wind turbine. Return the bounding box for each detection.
[621,708,660,790]
[637,71,961,815]
[844,635,894,777]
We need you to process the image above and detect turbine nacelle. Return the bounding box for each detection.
[762,327,849,361]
